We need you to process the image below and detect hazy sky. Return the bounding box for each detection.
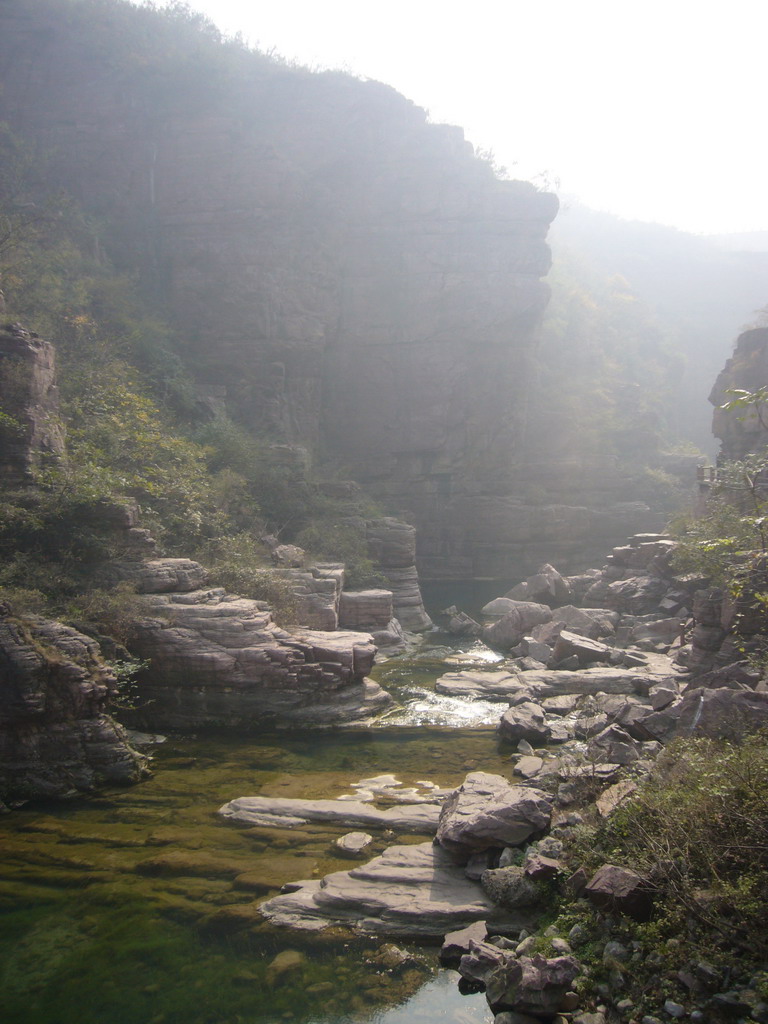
[160,0,766,236]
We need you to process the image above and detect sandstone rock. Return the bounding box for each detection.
[483,603,554,650]
[128,590,390,729]
[97,557,207,594]
[552,630,613,667]
[435,669,526,702]
[0,615,148,802]
[481,866,544,908]
[584,864,655,920]
[596,780,638,817]
[483,953,582,1016]
[642,688,768,744]
[259,841,533,936]
[271,544,306,568]
[514,755,544,779]
[445,610,483,637]
[335,832,374,856]
[0,323,65,485]
[523,853,562,880]
[436,772,552,859]
[515,637,554,663]
[541,694,581,716]
[220,795,441,832]
[274,565,345,630]
[515,666,663,697]
[370,617,408,650]
[338,589,393,630]
[587,725,641,765]
[439,921,489,967]
[498,703,551,746]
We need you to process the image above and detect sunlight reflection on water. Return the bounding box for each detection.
[378,687,503,727]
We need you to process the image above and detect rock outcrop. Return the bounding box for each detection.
[710,327,768,459]
[127,587,390,730]
[0,323,65,485]
[0,611,148,804]
[0,1,568,579]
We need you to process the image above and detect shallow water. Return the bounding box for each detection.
[0,642,512,1024]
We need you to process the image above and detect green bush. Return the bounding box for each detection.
[568,733,768,965]
[196,532,298,624]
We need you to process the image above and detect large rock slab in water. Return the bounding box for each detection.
[258,841,535,937]
[435,669,528,702]
[436,772,552,860]
[219,795,441,832]
[515,666,665,698]
[128,590,390,729]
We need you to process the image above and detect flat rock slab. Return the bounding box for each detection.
[258,841,534,937]
[435,670,527,702]
[219,796,441,833]
[516,666,668,698]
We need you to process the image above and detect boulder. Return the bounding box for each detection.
[552,631,613,667]
[439,921,489,967]
[584,864,655,920]
[498,702,551,745]
[445,610,483,637]
[483,953,582,1017]
[587,725,641,765]
[335,832,374,856]
[641,688,768,744]
[436,772,552,860]
[483,603,553,650]
[481,865,545,909]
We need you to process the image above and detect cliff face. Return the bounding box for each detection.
[0,1,576,577]
[0,323,65,486]
[710,327,768,460]
[0,612,148,804]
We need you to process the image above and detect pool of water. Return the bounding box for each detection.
[0,644,512,1024]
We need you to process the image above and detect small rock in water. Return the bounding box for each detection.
[266,950,305,981]
[517,739,535,755]
[664,1001,686,1018]
[335,832,374,856]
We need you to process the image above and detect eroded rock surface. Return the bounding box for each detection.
[0,613,148,804]
[258,841,534,937]
[436,772,552,860]
[128,589,390,729]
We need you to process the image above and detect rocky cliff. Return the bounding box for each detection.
[0,610,148,805]
[0,323,65,485]
[710,326,768,459]
[0,0,572,578]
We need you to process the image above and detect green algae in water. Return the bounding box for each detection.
[0,727,505,1024]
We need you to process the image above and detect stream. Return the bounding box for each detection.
[0,618,522,1024]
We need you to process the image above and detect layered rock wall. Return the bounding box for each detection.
[0,323,65,485]
[0,1,563,578]
[0,612,147,804]
[710,327,768,459]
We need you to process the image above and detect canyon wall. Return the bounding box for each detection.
[0,0,658,578]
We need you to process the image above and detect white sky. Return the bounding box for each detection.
[160,0,767,235]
